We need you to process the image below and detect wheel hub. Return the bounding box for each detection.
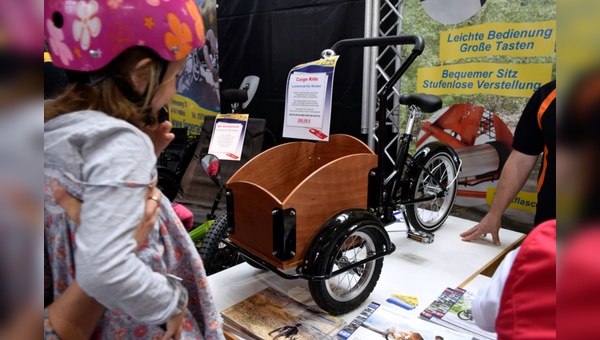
[335,255,365,275]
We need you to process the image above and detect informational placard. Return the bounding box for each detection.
[286,72,328,129]
[439,21,556,61]
[208,114,249,161]
[417,62,552,97]
[283,56,339,141]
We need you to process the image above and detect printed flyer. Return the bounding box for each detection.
[208,114,249,161]
[283,56,339,141]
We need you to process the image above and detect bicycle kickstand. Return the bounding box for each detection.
[399,205,435,244]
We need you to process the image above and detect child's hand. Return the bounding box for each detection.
[50,180,162,249]
[162,307,187,340]
[142,121,175,158]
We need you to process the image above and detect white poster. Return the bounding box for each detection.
[282,56,339,141]
[285,72,328,129]
[208,114,249,161]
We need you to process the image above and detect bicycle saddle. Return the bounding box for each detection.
[399,93,442,113]
[221,89,248,105]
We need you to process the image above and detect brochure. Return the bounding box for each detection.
[221,287,345,340]
[339,302,474,340]
[420,287,496,340]
[207,113,249,161]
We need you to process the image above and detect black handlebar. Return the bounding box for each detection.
[329,35,425,55]
[327,34,425,97]
[326,35,428,210]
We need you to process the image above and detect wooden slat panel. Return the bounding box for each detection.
[228,142,315,202]
[228,181,284,268]
[281,153,378,263]
[314,134,374,169]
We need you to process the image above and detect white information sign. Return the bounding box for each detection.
[208,114,249,161]
[282,56,339,141]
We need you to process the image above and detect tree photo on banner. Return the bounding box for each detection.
[402,0,555,208]
[169,0,220,136]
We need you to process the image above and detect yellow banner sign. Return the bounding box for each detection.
[486,187,537,213]
[169,94,219,136]
[440,21,556,61]
[417,62,552,97]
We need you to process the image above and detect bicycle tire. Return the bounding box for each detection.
[308,226,385,315]
[198,214,242,275]
[406,148,458,232]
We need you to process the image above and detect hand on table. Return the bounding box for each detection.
[460,214,502,246]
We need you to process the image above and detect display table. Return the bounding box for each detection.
[207,215,524,335]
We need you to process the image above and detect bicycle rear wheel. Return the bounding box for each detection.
[406,149,457,232]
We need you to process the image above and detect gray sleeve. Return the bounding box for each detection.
[74,127,181,325]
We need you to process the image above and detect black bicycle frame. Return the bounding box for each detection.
[329,35,447,222]
[219,238,395,281]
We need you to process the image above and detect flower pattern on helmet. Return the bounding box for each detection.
[164,13,193,60]
[144,16,155,30]
[45,0,204,71]
[46,19,74,66]
[109,22,133,52]
[186,0,205,42]
[146,0,170,6]
[107,0,123,10]
[72,0,102,51]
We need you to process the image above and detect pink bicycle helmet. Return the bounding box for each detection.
[44,0,206,71]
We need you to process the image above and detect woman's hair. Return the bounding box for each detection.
[44,47,165,128]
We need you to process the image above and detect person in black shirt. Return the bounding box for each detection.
[461,80,556,245]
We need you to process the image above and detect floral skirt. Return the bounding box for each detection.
[44,183,224,340]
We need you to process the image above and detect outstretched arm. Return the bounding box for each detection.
[460,150,538,245]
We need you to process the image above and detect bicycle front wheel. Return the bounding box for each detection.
[308,227,385,315]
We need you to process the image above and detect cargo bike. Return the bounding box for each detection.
[202,35,461,315]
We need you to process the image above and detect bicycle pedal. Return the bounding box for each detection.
[407,230,434,243]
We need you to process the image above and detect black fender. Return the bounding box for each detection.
[301,209,393,278]
[412,141,461,170]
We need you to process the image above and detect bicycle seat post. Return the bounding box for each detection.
[405,105,422,136]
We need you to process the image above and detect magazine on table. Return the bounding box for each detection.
[338,301,475,340]
[420,287,496,340]
[221,287,345,340]
[420,287,473,335]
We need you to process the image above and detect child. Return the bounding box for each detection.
[43,0,223,338]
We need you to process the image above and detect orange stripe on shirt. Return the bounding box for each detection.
[536,88,554,192]
[537,88,556,129]
[538,145,548,192]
